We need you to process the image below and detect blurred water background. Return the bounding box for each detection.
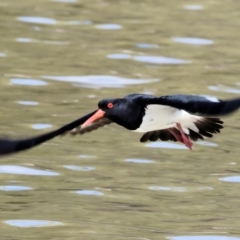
[1,0,240,239]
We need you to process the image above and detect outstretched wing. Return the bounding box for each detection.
[147,94,240,116]
[0,110,98,156]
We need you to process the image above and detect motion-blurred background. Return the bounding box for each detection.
[0,0,240,239]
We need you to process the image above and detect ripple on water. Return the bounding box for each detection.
[235,82,240,87]
[133,56,189,64]
[43,40,69,45]
[33,26,41,31]
[219,176,240,183]
[42,75,159,88]
[76,190,104,196]
[146,142,187,150]
[149,186,213,192]
[17,16,90,25]
[107,53,132,59]
[0,186,32,191]
[78,155,97,159]
[10,78,47,86]
[17,16,57,25]
[195,141,218,147]
[31,124,52,130]
[4,220,63,228]
[125,158,154,164]
[172,37,213,45]
[63,20,92,25]
[149,186,186,192]
[136,43,159,49]
[167,236,240,240]
[17,101,39,106]
[16,38,69,45]
[16,38,37,43]
[64,165,95,171]
[183,5,203,10]
[95,24,122,30]
[208,85,240,94]
[0,165,59,176]
[51,0,77,2]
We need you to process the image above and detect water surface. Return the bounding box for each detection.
[10,78,47,86]
[17,16,57,25]
[17,101,39,105]
[125,158,154,164]
[4,220,63,228]
[133,56,189,64]
[183,5,203,10]
[136,43,160,49]
[63,165,95,171]
[31,124,52,129]
[42,75,159,88]
[168,236,240,240]
[1,0,240,239]
[0,165,59,176]
[172,37,214,45]
[219,176,240,183]
[95,24,122,30]
[76,190,104,196]
[0,186,32,191]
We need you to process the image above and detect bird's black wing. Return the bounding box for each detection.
[140,129,178,142]
[147,94,240,116]
[0,110,98,156]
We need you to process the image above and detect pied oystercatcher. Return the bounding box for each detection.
[1,93,240,155]
[65,94,240,150]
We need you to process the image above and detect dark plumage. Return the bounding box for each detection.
[140,118,223,143]
[0,111,96,156]
[76,94,240,149]
[1,93,240,155]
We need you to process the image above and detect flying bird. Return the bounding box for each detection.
[64,94,240,150]
[1,93,240,156]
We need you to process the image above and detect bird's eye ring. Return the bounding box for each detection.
[107,103,114,108]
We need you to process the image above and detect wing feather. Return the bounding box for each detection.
[0,110,98,156]
[151,95,240,116]
[128,94,240,116]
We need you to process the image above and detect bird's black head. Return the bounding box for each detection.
[82,95,146,130]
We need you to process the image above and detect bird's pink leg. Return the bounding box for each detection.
[168,128,184,143]
[176,123,193,150]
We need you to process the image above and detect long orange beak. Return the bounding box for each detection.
[81,109,106,127]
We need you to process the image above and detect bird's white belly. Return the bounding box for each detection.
[135,105,182,132]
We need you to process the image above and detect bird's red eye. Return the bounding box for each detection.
[107,103,114,108]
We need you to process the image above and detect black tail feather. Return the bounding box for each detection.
[0,110,96,156]
[193,117,223,140]
[188,129,204,141]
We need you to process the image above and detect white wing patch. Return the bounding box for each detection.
[180,111,201,134]
[136,105,181,132]
[136,104,202,133]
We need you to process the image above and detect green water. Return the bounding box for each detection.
[1,0,240,239]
